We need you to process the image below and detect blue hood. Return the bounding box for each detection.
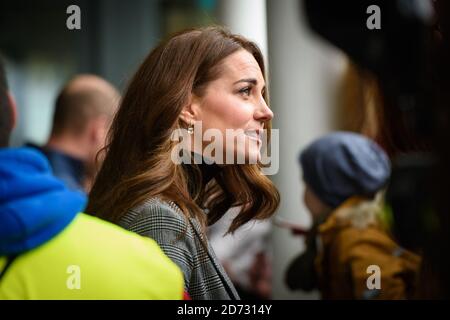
[0,148,87,255]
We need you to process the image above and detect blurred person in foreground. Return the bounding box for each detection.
[0,57,184,299]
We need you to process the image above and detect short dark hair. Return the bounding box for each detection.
[52,88,107,136]
[51,76,118,137]
[0,56,12,147]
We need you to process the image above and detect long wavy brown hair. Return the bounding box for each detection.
[86,26,280,234]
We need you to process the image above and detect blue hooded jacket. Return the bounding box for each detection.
[0,148,86,256]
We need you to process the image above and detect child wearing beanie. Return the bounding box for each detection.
[296,132,420,299]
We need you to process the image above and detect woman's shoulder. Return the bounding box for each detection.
[119,197,189,231]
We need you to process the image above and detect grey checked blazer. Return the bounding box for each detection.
[119,197,240,300]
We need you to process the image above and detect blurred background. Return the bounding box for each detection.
[1,0,354,299]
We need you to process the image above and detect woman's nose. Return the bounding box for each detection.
[254,99,274,122]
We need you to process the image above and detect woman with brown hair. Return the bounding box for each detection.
[86,26,280,300]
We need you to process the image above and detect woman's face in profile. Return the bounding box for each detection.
[194,49,273,163]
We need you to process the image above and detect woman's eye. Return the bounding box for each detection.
[239,87,252,97]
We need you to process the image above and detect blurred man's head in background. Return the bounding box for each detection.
[0,57,16,148]
[47,74,120,168]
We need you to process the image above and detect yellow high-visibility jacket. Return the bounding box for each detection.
[0,148,183,300]
[0,213,184,300]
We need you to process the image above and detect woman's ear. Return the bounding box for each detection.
[179,108,193,127]
[180,94,202,125]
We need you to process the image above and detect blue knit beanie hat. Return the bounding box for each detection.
[299,132,391,208]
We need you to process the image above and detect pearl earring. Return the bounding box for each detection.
[187,121,194,134]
